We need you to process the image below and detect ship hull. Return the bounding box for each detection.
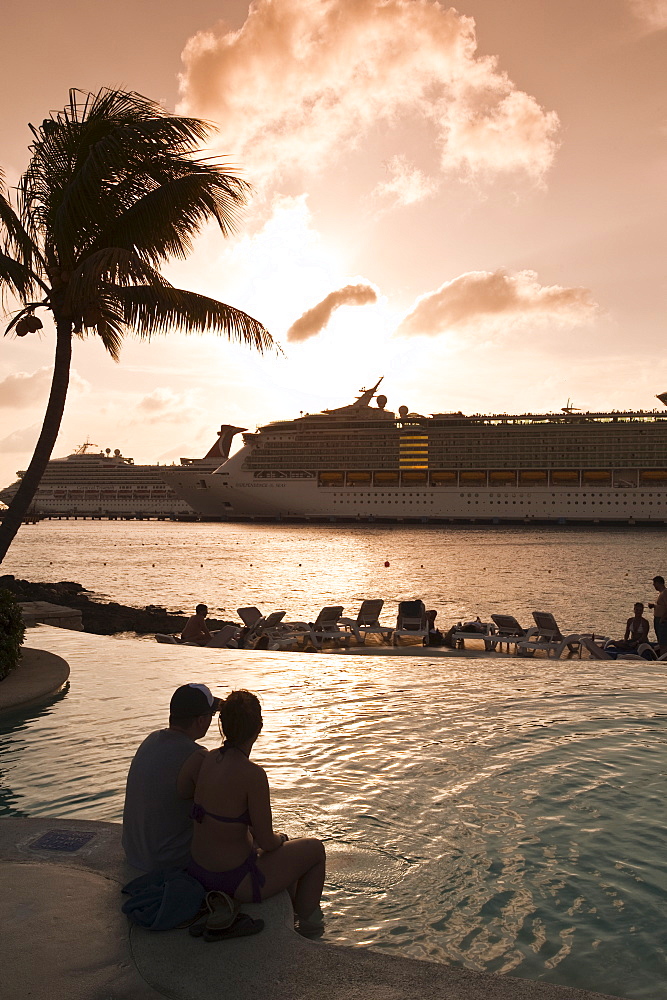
[166,473,667,524]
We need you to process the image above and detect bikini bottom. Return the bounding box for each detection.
[188,850,266,903]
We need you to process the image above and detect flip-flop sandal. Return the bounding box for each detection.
[189,890,237,937]
[203,913,264,942]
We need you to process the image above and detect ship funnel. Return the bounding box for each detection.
[657,392,667,407]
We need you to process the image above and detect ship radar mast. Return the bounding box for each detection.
[74,440,98,455]
[352,377,384,409]
[561,399,580,414]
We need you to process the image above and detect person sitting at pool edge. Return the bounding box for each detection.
[183,689,326,937]
[181,604,213,646]
[122,683,219,871]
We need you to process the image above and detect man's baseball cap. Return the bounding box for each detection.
[170,683,221,717]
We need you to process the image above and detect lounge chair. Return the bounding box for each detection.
[392,600,429,646]
[237,607,263,628]
[269,606,348,651]
[488,614,531,652]
[339,600,392,645]
[634,643,667,661]
[449,620,496,651]
[579,636,649,660]
[517,612,584,658]
[244,611,288,648]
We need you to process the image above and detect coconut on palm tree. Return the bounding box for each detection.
[0,87,274,563]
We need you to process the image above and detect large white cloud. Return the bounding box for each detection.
[179,0,559,188]
[396,269,598,338]
[0,367,90,408]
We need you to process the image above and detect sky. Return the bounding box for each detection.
[0,0,666,486]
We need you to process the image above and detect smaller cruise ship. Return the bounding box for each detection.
[0,425,244,518]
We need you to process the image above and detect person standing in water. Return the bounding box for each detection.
[648,577,667,653]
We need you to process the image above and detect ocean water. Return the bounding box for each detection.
[2,521,667,998]
[2,519,667,634]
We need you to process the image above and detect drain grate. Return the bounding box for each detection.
[29,830,96,853]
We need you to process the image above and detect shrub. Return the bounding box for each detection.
[0,589,25,680]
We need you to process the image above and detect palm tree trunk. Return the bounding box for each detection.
[0,319,72,565]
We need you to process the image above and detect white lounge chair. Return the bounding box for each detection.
[269,606,348,651]
[517,612,584,658]
[237,606,263,628]
[486,614,533,652]
[392,600,429,646]
[635,643,667,661]
[244,611,289,648]
[339,600,392,645]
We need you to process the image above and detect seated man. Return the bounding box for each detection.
[122,683,219,872]
[181,604,213,645]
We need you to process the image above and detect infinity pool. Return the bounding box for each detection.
[2,626,667,999]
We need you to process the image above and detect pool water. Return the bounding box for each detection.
[2,625,667,999]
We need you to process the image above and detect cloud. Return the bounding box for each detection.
[396,269,598,337]
[179,0,559,188]
[627,0,667,30]
[135,387,201,424]
[287,283,378,342]
[373,155,440,208]
[0,423,41,454]
[0,367,89,407]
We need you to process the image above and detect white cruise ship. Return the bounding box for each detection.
[163,381,667,525]
[0,425,245,518]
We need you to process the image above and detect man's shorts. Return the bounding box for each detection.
[655,620,667,647]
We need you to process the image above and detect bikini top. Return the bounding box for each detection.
[191,742,251,826]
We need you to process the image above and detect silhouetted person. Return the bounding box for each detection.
[649,577,667,653]
[185,689,326,937]
[181,603,212,645]
[122,683,219,871]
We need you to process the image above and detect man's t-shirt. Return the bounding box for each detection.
[122,729,199,871]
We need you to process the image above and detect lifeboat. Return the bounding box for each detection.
[374,472,399,483]
[347,472,371,483]
[640,470,667,481]
[430,471,457,484]
[583,470,611,482]
[519,471,547,482]
[319,472,343,484]
[460,471,486,482]
[489,470,516,482]
[551,471,579,483]
[402,471,427,483]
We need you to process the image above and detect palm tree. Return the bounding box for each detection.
[0,88,274,563]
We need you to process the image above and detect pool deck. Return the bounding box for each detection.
[0,816,617,1000]
[0,646,70,717]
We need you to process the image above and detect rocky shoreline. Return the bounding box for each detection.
[0,575,235,637]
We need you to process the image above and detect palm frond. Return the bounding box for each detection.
[0,252,40,304]
[91,169,250,266]
[109,284,276,354]
[65,247,172,310]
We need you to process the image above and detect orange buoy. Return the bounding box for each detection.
[384,561,390,567]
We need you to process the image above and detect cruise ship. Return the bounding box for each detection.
[0,425,245,518]
[163,381,667,525]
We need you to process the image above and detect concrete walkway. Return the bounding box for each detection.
[0,817,617,1000]
[0,646,70,717]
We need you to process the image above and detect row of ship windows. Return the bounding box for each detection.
[331,498,662,506]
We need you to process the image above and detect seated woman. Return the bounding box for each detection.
[184,689,326,936]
